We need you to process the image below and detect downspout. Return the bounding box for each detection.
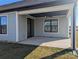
[72,1,76,50]
[71,1,78,56]
[71,0,78,56]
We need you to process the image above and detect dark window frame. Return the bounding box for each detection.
[44,19,58,32]
[0,16,7,34]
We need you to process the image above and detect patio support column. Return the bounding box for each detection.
[71,1,77,50]
[16,12,19,42]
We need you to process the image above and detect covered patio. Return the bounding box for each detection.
[19,37,71,48]
[17,2,73,49]
[16,0,77,50]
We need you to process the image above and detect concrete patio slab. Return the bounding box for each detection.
[19,37,71,48]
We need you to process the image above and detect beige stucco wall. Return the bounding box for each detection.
[34,16,69,38]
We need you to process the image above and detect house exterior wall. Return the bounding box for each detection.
[34,16,69,38]
[0,12,16,42]
[17,15,69,41]
[18,15,27,41]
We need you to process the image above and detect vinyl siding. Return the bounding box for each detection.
[0,12,16,42]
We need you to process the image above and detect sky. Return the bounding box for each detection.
[0,0,78,26]
[0,0,22,6]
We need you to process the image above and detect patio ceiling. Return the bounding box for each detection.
[30,10,68,17]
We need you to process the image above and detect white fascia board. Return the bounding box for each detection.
[66,3,74,18]
[18,4,74,15]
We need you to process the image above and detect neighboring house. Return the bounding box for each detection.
[0,0,76,42]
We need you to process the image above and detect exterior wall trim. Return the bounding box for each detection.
[18,4,73,15]
[16,12,19,42]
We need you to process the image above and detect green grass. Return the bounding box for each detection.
[0,42,77,59]
[24,46,77,59]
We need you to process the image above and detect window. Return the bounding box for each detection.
[0,16,7,34]
[44,19,58,32]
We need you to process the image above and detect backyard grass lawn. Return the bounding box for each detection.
[0,42,77,59]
